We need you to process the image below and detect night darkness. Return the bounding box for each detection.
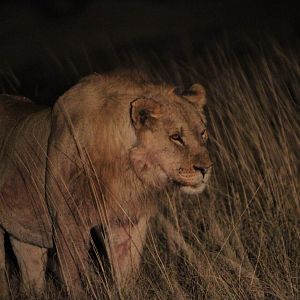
[0,0,299,104]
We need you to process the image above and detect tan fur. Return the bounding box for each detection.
[0,71,212,297]
[10,237,47,294]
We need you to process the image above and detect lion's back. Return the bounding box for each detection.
[0,95,45,186]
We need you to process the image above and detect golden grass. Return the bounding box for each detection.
[123,39,299,299]
[6,37,300,299]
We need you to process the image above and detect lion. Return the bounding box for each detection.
[0,70,212,297]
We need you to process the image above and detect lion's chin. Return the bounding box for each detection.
[179,183,207,194]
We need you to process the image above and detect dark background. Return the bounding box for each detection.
[0,0,299,105]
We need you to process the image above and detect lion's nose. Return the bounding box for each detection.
[193,165,210,177]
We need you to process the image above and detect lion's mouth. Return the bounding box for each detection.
[170,178,207,194]
[171,174,201,187]
[171,178,201,188]
[169,169,211,194]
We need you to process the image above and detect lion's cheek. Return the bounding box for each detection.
[129,148,168,188]
[130,148,150,173]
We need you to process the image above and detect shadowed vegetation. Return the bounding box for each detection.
[4,36,300,299]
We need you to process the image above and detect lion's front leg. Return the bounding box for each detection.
[10,237,47,296]
[54,222,92,297]
[106,214,149,288]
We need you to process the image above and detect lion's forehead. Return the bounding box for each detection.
[162,104,205,133]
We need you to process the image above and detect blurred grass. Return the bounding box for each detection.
[6,36,300,299]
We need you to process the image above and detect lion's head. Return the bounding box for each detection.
[129,83,212,194]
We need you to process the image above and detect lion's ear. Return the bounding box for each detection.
[130,98,162,129]
[185,84,206,110]
[176,84,206,111]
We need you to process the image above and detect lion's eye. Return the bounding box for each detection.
[170,133,184,145]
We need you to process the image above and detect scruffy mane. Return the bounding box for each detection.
[67,71,171,167]
[53,71,148,177]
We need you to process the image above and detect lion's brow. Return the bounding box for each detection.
[182,126,202,141]
[181,127,194,136]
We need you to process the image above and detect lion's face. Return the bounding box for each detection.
[129,84,212,194]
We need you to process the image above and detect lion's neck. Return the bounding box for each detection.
[99,155,154,220]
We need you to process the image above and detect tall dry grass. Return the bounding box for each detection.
[122,39,299,299]
[6,37,300,299]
